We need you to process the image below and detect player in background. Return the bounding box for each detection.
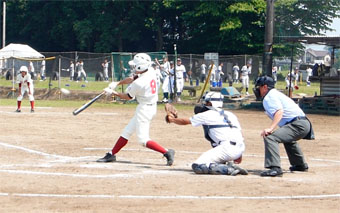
[167,92,247,175]
[98,53,175,166]
[16,66,35,113]
[232,63,240,83]
[175,58,186,102]
[40,60,46,81]
[69,61,75,81]
[102,59,109,82]
[240,62,251,95]
[156,57,171,103]
[76,60,88,83]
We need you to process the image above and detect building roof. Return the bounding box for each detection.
[306,48,329,57]
[280,36,340,48]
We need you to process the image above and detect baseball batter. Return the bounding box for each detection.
[16,66,35,113]
[167,92,247,175]
[98,53,175,166]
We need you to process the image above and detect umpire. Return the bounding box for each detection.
[253,76,314,177]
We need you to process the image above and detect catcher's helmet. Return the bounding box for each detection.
[203,92,224,108]
[128,53,152,72]
[19,66,29,73]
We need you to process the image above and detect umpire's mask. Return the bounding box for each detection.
[253,75,275,101]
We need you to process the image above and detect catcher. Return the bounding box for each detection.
[165,92,247,176]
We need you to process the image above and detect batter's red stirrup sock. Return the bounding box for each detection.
[17,101,21,109]
[112,136,128,155]
[146,140,167,154]
[30,101,35,110]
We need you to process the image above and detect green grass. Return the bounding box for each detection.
[1,75,321,105]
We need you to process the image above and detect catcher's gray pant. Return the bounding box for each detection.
[263,118,310,169]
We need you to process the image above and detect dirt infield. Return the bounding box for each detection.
[0,105,339,212]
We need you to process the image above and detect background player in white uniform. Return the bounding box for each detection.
[69,61,75,81]
[98,53,175,166]
[167,92,247,175]
[175,58,186,102]
[16,66,35,113]
[40,60,46,81]
[200,62,206,83]
[76,60,88,82]
[240,63,251,95]
[29,61,35,79]
[102,59,109,81]
[156,57,171,102]
[232,63,239,83]
[208,62,217,86]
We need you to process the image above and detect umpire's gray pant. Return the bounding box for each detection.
[263,118,310,168]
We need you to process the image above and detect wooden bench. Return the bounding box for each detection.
[183,85,201,97]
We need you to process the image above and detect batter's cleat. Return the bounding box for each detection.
[96,153,116,163]
[164,149,175,166]
[260,167,283,177]
[289,163,308,172]
[15,109,21,113]
[31,109,34,113]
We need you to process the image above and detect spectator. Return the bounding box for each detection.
[76,60,88,83]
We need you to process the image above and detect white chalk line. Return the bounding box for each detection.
[85,148,340,164]
[0,110,118,116]
[0,192,339,200]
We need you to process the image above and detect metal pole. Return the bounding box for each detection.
[263,0,275,76]
[111,53,114,81]
[173,44,177,102]
[58,56,61,99]
[289,46,293,98]
[2,0,6,48]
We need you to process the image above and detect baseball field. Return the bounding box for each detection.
[0,104,339,212]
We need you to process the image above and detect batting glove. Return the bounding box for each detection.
[108,81,118,90]
[103,87,114,96]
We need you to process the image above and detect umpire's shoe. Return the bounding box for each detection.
[164,149,175,166]
[97,152,116,163]
[289,163,308,172]
[260,167,283,177]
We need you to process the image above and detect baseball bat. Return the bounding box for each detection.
[73,91,105,116]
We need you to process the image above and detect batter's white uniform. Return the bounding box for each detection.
[190,108,245,167]
[161,61,171,93]
[121,69,158,145]
[175,64,186,93]
[16,73,34,101]
[241,65,251,88]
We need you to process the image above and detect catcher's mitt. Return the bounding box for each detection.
[164,103,178,123]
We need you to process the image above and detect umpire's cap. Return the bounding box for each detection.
[254,76,275,88]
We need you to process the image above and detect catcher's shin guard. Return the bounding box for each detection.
[192,163,209,174]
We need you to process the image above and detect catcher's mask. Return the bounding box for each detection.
[194,104,210,114]
[253,75,275,100]
[203,92,223,108]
